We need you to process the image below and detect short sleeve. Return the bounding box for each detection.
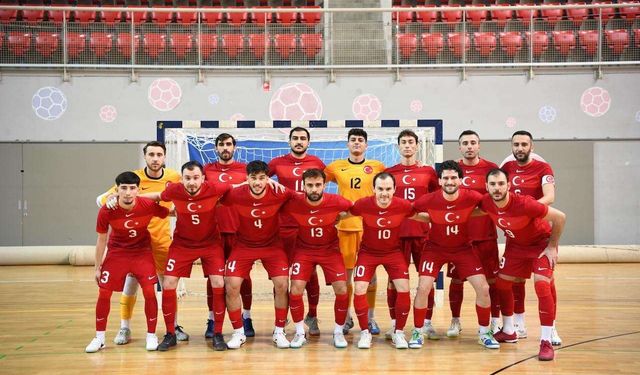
[337,196,354,212]
[349,198,365,216]
[427,168,439,192]
[523,196,548,219]
[324,163,336,182]
[154,202,170,219]
[96,207,110,234]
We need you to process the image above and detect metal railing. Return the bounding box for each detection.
[0,3,638,73]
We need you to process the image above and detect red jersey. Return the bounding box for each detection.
[459,158,499,242]
[204,161,247,233]
[385,163,438,238]
[501,159,554,200]
[414,189,482,250]
[268,153,326,228]
[350,196,415,255]
[479,192,551,255]
[160,181,231,249]
[282,193,352,253]
[220,185,296,247]
[96,197,169,253]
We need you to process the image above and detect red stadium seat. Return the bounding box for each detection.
[151,8,173,24]
[499,31,522,57]
[117,32,140,58]
[447,32,470,58]
[222,33,244,58]
[416,6,437,25]
[0,9,18,23]
[392,6,415,26]
[143,33,166,58]
[0,32,3,50]
[48,10,71,23]
[22,6,45,22]
[592,1,615,24]
[90,32,113,58]
[516,9,538,26]
[226,7,248,25]
[552,30,575,56]
[248,33,268,58]
[36,32,59,57]
[300,33,322,58]
[201,8,223,24]
[491,4,513,27]
[251,7,274,24]
[525,31,549,57]
[541,4,564,26]
[605,29,629,55]
[566,4,589,26]
[66,32,86,58]
[74,7,96,23]
[99,10,122,24]
[170,33,193,59]
[276,7,298,25]
[473,31,496,57]
[442,4,462,24]
[176,11,198,24]
[634,29,640,48]
[124,7,147,24]
[466,5,487,27]
[578,30,598,56]
[198,33,218,59]
[421,32,443,58]
[620,1,640,21]
[274,33,296,59]
[396,33,417,58]
[8,32,31,56]
[300,6,321,25]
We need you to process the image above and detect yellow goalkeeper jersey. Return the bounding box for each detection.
[325,159,385,231]
[98,167,180,251]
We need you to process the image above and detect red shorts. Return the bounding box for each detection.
[353,251,409,283]
[420,247,484,280]
[499,248,554,279]
[98,250,158,292]
[165,244,226,278]
[447,239,499,280]
[226,244,289,280]
[221,232,236,260]
[401,237,425,272]
[280,227,298,263]
[290,250,347,284]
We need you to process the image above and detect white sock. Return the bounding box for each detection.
[478,326,490,334]
[502,315,515,334]
[242,309,251,319]
[121,319,130,329]
[424,319,431,326]
[541,326,553,342]
[390,319,396,328]
[96,331,106,341]
[274,326,284,334]
[491,317,500,326]
[553,320,557,329]
[395,329,404,335]
[514,313,525,327]
[208,311,214,320]
[295,322,305,335]
[234,327,244,335]
[334,324,343,334]
[147,332,157,340]
[361,329,370,334]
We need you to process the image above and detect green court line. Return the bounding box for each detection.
[0,354,6,360]
[29,338,38,342]
[43,332,50,336]
[15,346,22,351]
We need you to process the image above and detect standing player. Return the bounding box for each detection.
[325,129,385,335]
[445,130,501,338]
[410,161,499,350]
[203,133,255,338]
[86,172,168,353]
[96,142,189,344]
[222,161,296,349]
[283,169,353,348]
[384,129,439,340]
[347,172,426,349]
[268,127,326,336]
[501,130,560,345]
[481,168,566,361]
[142,161,232,351]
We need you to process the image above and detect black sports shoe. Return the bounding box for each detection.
[157,333,177,351]
[212,333,228,351]
[205,319,215,339]
[243,317,256,337]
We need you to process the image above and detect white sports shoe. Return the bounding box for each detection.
[515,324,528,339]
[392,331,409,349]
[447,318,462,338]
[384,324,396,340]
[289,333,307,349]
[174,326,189,342]
[422,322,441,340]
[227,332,246,349]
[478,331,500,349]
[146,334,159,351]
[113,328,131,345]
[333,332,348,348]
[551,327,562,346]
[490,319,502,335]
[357,330,372,349]
[408,328,424,349]
[272,331,290,349]
[85,337,105,353]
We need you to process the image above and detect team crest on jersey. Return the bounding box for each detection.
[363,166,373,174]
[542,175,555,184]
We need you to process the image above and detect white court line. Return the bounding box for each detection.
[0,279,94,283]
[564,277,640,280]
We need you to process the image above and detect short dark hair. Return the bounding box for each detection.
[511,130,533,141]
[246,160,269,176]
[347,128,368,142]
[373,172,396,188]
[397,129,419,144]
[486,168,508,181]
[143,141,166,155]
[115,171,140,186]
[437,160,463,178]
[181,160,204,174]
[215,133,236,146]
[289,127,310,140]
[458,130,480,142]
[302,168,325,182]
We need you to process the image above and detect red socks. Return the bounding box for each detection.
[241,277,253,311]
[353,294,369,330]
[449,282,464,318]
[162,288,177,334]
[306,272,320,318]
[550,278,557,320]
[206,281,213,312]
[289,293,305,323]
[489,283,501,318]
[334,293,348,326]
[426,288,435,320]
[387,287,397,319]
[476,304,491,327]
[495,277,515,317]
[212,287,226,334]
[275,307,288,328]
[228,309,243,330]
[141,284,158,334]
[413,307,427,328]
[534,281,555,326]
[395,292,410,330]
[95,288,113,331]
[513,281,526,314]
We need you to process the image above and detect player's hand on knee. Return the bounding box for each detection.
[539,246,558,268]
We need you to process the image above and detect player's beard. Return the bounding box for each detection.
[250,184,266,196]
[217,150,233,162]
[307,192,323,202]
[291,144,308,156]
[513,149,530,163]
[147,162,163,173]
[443,184,459,195]
[120,198,134,206]
[186,185,201,196]
[491,190,508,203]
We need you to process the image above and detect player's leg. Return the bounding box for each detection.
[447,263,464,338]
[466,273,499,349]
[409,275,435,349]
[493,254,523,344]
[367,273,379,335]
[115,274,138,345]
[205,281,214,338]
[383,252,411,349]
[476,240,502,333]
[305,269,321,335]
[550,276,562,345]
[338,230,359,334]
[132,253,161,351]
[289,256,312,349]
[224,249,254,349]
[207,245,228,351]
[158,275,179,351]
[352,252,379,349]
[86,287,113,353]
[262,248,291,349]
[513,281,527,338]
[320,252,349,348]
[533,256,556,361]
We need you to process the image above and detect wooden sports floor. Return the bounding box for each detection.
[1,263,639,375]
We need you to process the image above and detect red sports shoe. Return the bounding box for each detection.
[538,340,555,361]
[494,330,518,343]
